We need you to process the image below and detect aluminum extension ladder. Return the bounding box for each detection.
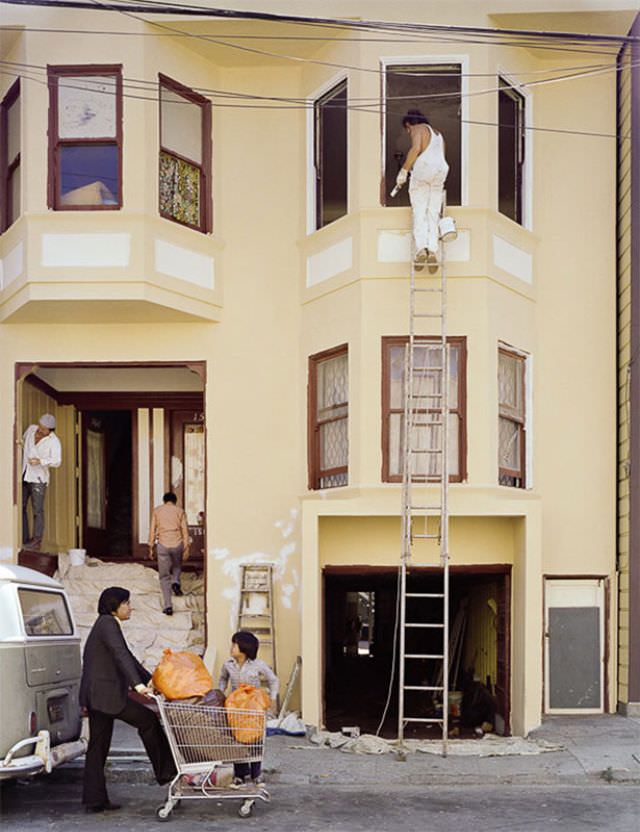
[237,563,277,676]
[398,204,451,754]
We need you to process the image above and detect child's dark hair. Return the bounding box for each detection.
[402,109,429,127]
[232,630,259,660]
[163,492,178,504]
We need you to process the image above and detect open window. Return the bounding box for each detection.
[382,336,467,483]
[48,66,122,210]
[498,78,526,225]
[313,79,347,229]
[308,345,348,489]
[159,74,212,233]
[498,346,526,488]
[1,78,20,231]
[383,63,462,207]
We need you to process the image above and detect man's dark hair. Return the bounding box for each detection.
[232,630,259,661]
[98,586,130,615]
[163,492,178,504]
[402,109,429,127]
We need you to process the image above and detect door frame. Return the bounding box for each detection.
[543,576,609,715]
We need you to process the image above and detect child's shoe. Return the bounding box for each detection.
[252,775,266,789]
[229,776,245,789]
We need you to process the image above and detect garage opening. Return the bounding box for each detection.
[323,566,510,738]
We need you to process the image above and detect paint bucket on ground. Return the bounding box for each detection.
[448,691,463,719]
[69,548,86,567]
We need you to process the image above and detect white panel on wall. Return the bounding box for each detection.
[152,408,165,510]
[0,241,24,289]
[306,237,352,287]
[154,239,214,289]
[493,234,533,283]
[42,234,130,268]
[377,230,470,263]
[138,408,150,544]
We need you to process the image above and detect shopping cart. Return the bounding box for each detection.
[153,694,271,820]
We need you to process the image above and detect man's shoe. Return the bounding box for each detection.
[85,802,122,813]
[162,607,173,616]
[414,248,428,271]
[172,583,183,597]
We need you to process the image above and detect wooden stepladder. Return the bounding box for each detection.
[237,563,277,676]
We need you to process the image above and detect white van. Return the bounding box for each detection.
[0,564,87,780]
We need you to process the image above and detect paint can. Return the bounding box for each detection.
[448,691,463,718]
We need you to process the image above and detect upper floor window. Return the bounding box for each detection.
[159,75,212,233]
[382,336,467,483]
[48,66,122,210]
[383,64,462,207]
[308,345,348,489]
[498,78,526,225]
[498,346,526,487]
[313,79,347,230]
[1,79,20,231]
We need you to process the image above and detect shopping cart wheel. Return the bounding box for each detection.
[238,799,254,818]
[156,803,174,821]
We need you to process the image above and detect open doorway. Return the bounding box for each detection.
[323,566,511,737]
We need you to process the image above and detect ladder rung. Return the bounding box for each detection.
[242,588,270,593]
[413,533,440,539]
[411,392,443,398]
[404,654,444,659]
[404,718,444,724]
[414,313,442,319]
[239,614,271,618]
[410,448,442,454]
[413,422,444,427]
[410,477,443,482]
[410,506,441,511]
[403,686,444,691]
[414,287,443,293]
[406,593,445,598]
[406,623,444,628]
[412,367,443,373]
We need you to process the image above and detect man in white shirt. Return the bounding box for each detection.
[22,413,62,550]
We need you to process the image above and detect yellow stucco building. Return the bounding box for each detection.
[1,0,638,735]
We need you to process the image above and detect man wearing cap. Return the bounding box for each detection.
[22,414,62,550]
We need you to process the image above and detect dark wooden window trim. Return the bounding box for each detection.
[498,77,526,226]
[158,73,212,234]
[47,64,123,211]
[308,344,349,490]
[314,78,348,230]
[498,347,526,488]
[1,78,20,232]
[381,335,467,483]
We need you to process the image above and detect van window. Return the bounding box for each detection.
[18,589,73,636]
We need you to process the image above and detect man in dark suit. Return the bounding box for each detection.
[80,586,177,812]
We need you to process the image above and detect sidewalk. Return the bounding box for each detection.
[88,714,640,787]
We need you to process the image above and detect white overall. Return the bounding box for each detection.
[408,126,449,255]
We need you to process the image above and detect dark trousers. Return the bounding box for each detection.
[22,481,46,543]
[234,761,262,780]
[83,698,177,807]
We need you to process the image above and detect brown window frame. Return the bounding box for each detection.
[308,344,349,490]
[314,78,348,230]
[1,78,21,232]
[158,73,212,234]
[47,64,123,211]
[381,335,467,483]
[498,347,526,488]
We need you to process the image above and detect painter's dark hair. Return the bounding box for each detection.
[402,109,429,127]
[232,630,259,661]
[98,586,130,615]
[163,492,178,504]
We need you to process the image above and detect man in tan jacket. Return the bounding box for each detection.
[148,492,190,615]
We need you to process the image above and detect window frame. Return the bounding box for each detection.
[308,343,349,490]
[381,335,467,484]
[1,78,21,232]
[158,73,212,234]
[498,346,526,488]
[498,76,526,225]
[380,55,469,208]
[47,64,123,211]
[313,78,348,231]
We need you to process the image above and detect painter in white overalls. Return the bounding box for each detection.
[395,110,449,264]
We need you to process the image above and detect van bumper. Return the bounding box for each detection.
[0,720,88,780]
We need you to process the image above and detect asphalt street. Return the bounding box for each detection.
[1,773,639,832]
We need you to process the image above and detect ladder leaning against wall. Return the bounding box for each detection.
[237,563,277,677]
[398,196,452,754]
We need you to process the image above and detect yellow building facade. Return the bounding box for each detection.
[1,1,637,735]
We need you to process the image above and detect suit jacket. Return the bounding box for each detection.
[80,614,151,715]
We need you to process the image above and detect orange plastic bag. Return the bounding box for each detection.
[225,684,270,744]
[152,649,213,700]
